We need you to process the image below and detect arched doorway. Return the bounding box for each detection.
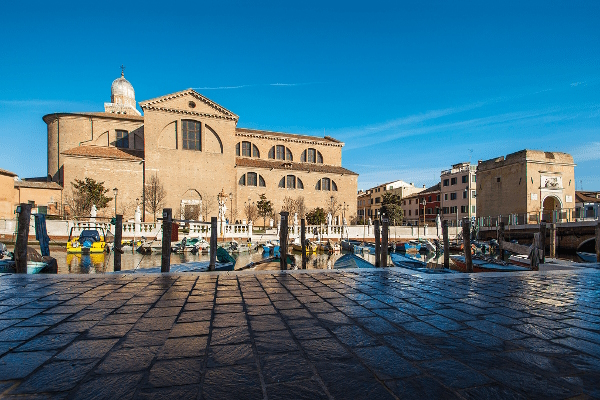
[542,195,561,223]
[180,189,202,221]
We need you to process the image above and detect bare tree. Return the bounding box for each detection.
[281,196,297,214]
[199,190,216,221]
[295,196,307,218]
[244,202,258,222]
[326,195,342,220]
[143,175,167,222]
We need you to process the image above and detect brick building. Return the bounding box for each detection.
[402,183,441,225]
[43,72,358,223]
[356,180,423,222]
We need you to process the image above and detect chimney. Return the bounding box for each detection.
[423,185,426,188]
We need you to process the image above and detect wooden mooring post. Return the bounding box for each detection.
[14,203,32,274]
[498,222,505,261]
[114,214,123,272]
[596,221,600,263]
[209,217,217,271]
[462,218,473,272]
[161,208,172,273]
[442,220,449,268]
[381,216,389,267]
[539,222,546,264]
[374,220,381,267]
[301,218,307,269]
[279,211,289,270]
[549,223,556,258]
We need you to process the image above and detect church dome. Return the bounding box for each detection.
[111,71,135,101]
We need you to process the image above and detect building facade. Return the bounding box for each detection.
[440,162,477,226]
[43,73,358,223]
[0,168,63,219]
[476,150,575,224]
[575,191,600,220]
[356,180,423,222]
[402,183,441,225]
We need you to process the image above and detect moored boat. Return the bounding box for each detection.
[450,255,531,273]
[577,251,597,263]
[333,254,375,269]
[67,228,109,254]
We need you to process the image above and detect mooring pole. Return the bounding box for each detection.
[463,218,473,272]
[15,203,32,274]
[374,220,381,267]
[498,222,505,261]
[209,217,217,271]
[443,220,449,268]
[279,211,289,270]
[114,214,122,272]
[549,223,556,258]
[381,216,389,267]
[301,218,307,269]
[595,221,600,263]
[161,208,172,273]
[539,222,546,264]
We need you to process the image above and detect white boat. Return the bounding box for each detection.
[508,254,531,267]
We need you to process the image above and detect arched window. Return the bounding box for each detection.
[316,178,337,191]
[269,145,292,161]
[239,172,265,187]
[279,175,303,189]
[236,141,260,158]
[182,120,201,151]
[301,148,323,163]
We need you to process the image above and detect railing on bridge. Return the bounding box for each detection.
[477,207,599,228]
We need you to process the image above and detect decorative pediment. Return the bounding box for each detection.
[139,89,239,122]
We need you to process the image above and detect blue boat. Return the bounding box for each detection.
[333,254,375,269]
[390,253,457,274]
[577,252,597,263]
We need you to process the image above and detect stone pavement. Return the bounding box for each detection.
[0,268,600,399]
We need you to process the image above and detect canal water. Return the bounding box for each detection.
[44,246,452,274]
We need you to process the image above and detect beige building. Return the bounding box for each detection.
[476,150,575,224]
[440,162,477,226]
[43,72,358,224]
[0,168,63,219]
[356,180,423,222]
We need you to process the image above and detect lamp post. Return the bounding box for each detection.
[229,192,233,224]
[134,197,139,251]
[113,188,118,216]
[422,198,427,237]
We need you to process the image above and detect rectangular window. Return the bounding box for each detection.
[472,205,476,213]
[450,193,457,200]
[428,196,432,202]
[370,199,373,204]
[444,194,448,201]
[182,120,201,150]
[409,199,412,205]
[462,175,468,183]
[496,177,501,183]
[443,179,449,186]
[408,210,411,216]
[471,190,476,198]
[451,177,457,185]
[116,130,129,148]
[443,207,449,214]
[426,208,432,214]
[322,178,330,191]
[242,142,251,157]
[375,197,381,204]
[276,145,285,160]
[450,206,457,213]
[463,191,467,199]
[461,205,468,213]
[287,175,296,189]
[472,175,476,183]
[307,148,316,163]
[247,172,257,186]
[437,195,440,201]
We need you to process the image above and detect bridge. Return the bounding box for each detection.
[478,219,599,252]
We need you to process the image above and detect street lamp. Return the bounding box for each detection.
[113,188,118,216]
[229,192,233,223]
[422,198,427,236]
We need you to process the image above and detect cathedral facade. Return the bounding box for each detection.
[43,73,358,223]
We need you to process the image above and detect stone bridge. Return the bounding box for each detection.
[479,220,598,252]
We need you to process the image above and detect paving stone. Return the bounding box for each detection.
[96,346,158,373]
[207,343,254,367]
[158,336,207,359]
[300,338,352,361]
[15,333,79,352]
[86,323,133,339]
[202,364,263,400]
[0,326,47,341]
[384,334,443,361]
[260,352,313,383]
[168,321,210,338]
[0,350,55,379]
[134,385,199,400]
[333,325,377,347]
[70,372,143,400]
[386,375,461,400]
[266,378,328,400]
[553,337,600,358]
[460,383,527,400]
[12,359,98,393]
[249,315,286,331]
[121,330,170,348]
[354,345,420,380]
[56,339,118,360]
[420,359,492,388]
[255,330,298,354]
[485,366,577,399]
[148,357,202,387]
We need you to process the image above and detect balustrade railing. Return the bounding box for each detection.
[477,207,598,228]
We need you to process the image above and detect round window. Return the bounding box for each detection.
[188,101,196,108]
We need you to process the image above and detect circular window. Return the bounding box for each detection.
[188,101,196,108]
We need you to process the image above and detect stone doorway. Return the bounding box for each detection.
[542,195,561,223]
[180,189,202,221]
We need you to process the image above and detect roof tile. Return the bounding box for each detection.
[235,157,357,175]
[61,146,143,161]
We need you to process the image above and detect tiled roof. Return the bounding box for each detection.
[236,128,344,146]
[14,180,63,190]
[576,191,600,203]
[0,168,17,177]
[43,112,144,123]
[403,183,441,198]
[61,146,144,161]
[235,157,358,176]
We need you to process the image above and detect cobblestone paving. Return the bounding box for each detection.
[0,268,600,399]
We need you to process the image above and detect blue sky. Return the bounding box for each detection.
[1,0,599,190]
